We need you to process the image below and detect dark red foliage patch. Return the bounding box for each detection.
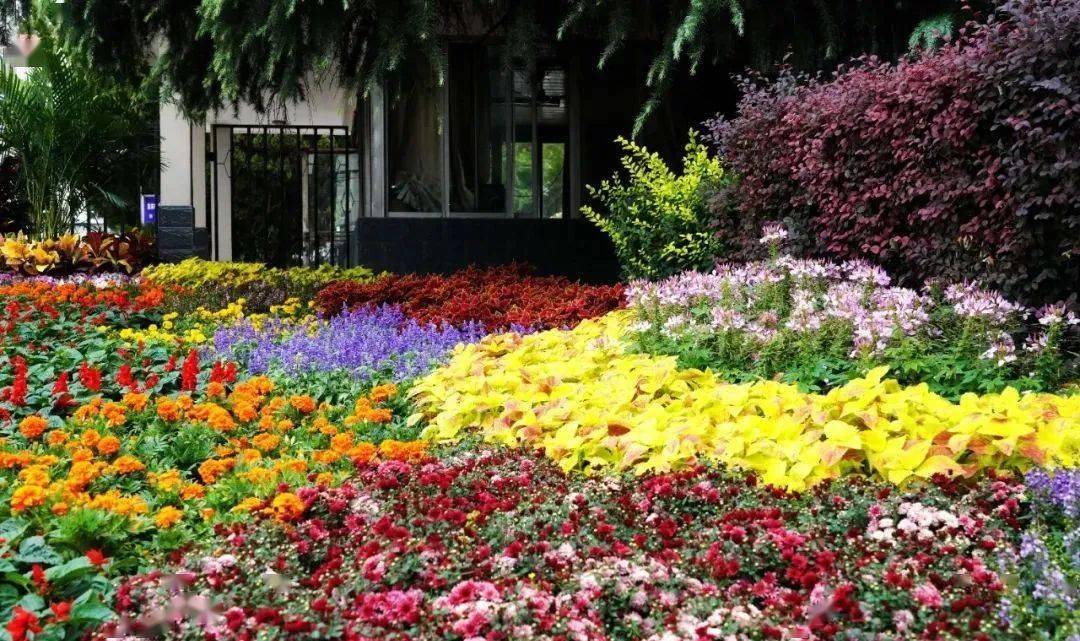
[314,264,624,331]
[708,0,1080,305]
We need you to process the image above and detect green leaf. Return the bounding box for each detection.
[14,536,63,565]
[69,592,114,625]
[43,556,94,584]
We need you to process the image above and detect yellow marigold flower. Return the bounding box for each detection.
[266,492,305,522]
[122,392,149,412]
[314,472,334,486]
[18,415,48,440]
[240,448,262,464]
[231,497,264,513]
[46,430,68,446]
[252,433,281,452]
[10,485,46,512]
[18,465,50,487]
[112,455,145,475]
[154,506,184,529]
[96,435,121,456]
[176,395,194,411]
[276,419,294,432]
[149,469,183,492]
[289,395,316,414]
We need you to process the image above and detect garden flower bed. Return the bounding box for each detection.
[0,259,1076,640]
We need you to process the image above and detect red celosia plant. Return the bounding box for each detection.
[708,0,1080,304]
[315,264,624,331]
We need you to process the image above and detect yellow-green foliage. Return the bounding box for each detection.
[142,258,377,289]
[582,134,727,280]
[411,310,1080,491]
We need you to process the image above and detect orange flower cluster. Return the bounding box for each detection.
[2,375,422,533]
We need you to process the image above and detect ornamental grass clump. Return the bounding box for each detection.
[411,311,1079,491]
[627,229,1078,398]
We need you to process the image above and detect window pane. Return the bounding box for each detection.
[449,45,509,213]
[512,67,535,216]
[542,143,565,218]
[387,69,442,213]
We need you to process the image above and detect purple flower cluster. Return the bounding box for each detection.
[1026,468,1080,520]
[210,305,486,383]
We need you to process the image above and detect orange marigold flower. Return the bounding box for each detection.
[267,492,305,521]
[207,406,236,432]
[370,383,398,403]
[314,472,334,486]
[46,430,68,446]
[156,398,181,422]
[313,450,341,465]
[179,483,206,500]
[96,435,121,456]
[51,501,69,516]
[112,455,145,475]
[358,408,393,424]
[252,433,281,452]
[288,395,316,414]
[240,448,262,464]
[206,381,226,398]
[19,416,48,440]
[312,417,336,435]
[18,465,49,487]
[232,401,258,423]
[348,442,378,464]
[10,485,46,512]
[154,506,183,529]
[72,399,102,422]
[198,458,233,484]
[276,419,294,432]
[176,395,194,411]
[80,429,101,448]
[101,402,127,427]
[121,392,149,412]
[378,440,429,463]
[330,433,353,454]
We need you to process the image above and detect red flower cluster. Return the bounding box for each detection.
[315,264,624,331]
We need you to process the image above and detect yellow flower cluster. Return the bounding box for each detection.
[113,299,312,346]
[411,311,1080,490]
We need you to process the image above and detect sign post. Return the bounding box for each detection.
[140,194,158,226]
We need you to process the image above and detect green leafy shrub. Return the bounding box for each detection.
[583,134,729,280]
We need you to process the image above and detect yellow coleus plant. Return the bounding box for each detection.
[410,311,1079,491]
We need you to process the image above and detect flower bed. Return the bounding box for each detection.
[315,263,625,331]
[626,254,1078,398]
[101,449,1025,640]
[0,261,1074,639]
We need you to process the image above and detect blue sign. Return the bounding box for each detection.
[140,194,158,225]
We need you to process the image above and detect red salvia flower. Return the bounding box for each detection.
[181,349,199,392]
[78,362,102,392]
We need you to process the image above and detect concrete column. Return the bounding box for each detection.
[159,101,194,208]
